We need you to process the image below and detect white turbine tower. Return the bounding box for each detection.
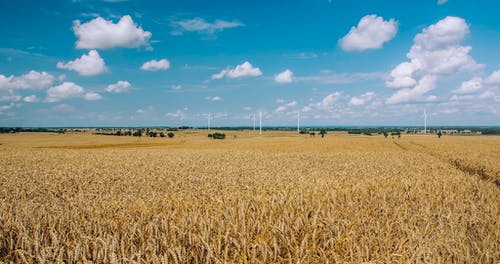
[259,111,262,135]
[253,114,256,131]
[297,111,300,133]
[424,109,427,134]
[208,112,211,132]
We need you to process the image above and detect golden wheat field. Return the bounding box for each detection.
[0,131,499,263]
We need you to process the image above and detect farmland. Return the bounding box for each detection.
[0,131,499,263]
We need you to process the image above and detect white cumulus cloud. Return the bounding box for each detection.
[46,82,85,102]
[84,92,102,101]
[0,71,54,90]
[73,15,151,49]
[165,110,186,120]
[212,61,262,79]
[339,14,398,52]
[57,50,107,76]
[316,92,342,109]
[275,100,297,113]
[453,78,482,94]
[141,59,170,71]
[485,69,500,85]
[106,81,131,93]
[274,69,294,83]
[386,16,482,104]
[349,92,375,106]
[23,95,38,103]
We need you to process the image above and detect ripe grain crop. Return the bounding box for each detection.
[0,132,499,263]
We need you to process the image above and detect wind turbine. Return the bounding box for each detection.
[423,109,427,134]
[208,112,211,132]
[253,114,256,131]
[259,111,262,135]
[297,111,300,133]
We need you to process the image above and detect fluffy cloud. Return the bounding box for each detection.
[349,92,375,106]
[46,82,85,102]
[0,71,54,90]
[386,16,481,104]
[106,81,131,93]
[205,96,223,101]
[171,18,243,36]
[140,59,170,71]
[165,110,186,120]
[73,15,151,49]
[339,15,398,52]
[57,50,107,76]
[0,103,14,111]
[387,75,437,104]
[23,95,38,103]
[274,69,294,83]
[316,92,342,109]
[485,69,500,85]
[453,78,482,94]
[83,92,102,101]
[212,61,262,79]
[275,100,297,113]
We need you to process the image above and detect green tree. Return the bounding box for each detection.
[383,132,388,139]
[437,131,443,138]
[319,130,327,138]
[167,132,175,138]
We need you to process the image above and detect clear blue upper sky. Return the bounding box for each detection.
[0,0,499,127]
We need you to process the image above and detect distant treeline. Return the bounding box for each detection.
[0,127,66,134]
[1,126,499,135]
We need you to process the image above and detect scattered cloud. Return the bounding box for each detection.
[274,69,294,84]
[0,93,21,102]
[0,103,14,111]
[315,92,342,110]
[205,96,223,101]
[106,81,131,93]
[73,15,152,49]
[386,16,482,104]
[136,106,154,114]
[339,14,398,52]
[212,61,262,79]
[485,69,500,85]
[437,0,448,5]
[453,78,482,94]
[84,92,102,101]
[171,17,243,37]
[46,82,85,102]
[52,104,75,112]
[23,95,38,103]
[165,110,186,120]
[275,100,297,113]
[57,50,107,76]
[387,75,437,104]
[141,59,170,71]
[171,84,182,90]
[283,52,318,60]
[295,72,386,84]
[0,71,54,90]
[349,92,375,106]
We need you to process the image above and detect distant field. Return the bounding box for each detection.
[0,131,499,263]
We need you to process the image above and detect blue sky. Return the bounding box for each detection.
[1,0,499,127]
